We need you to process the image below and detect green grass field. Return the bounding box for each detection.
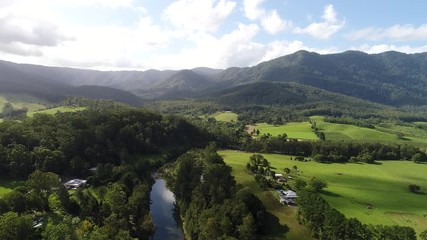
[309,116,427,146]
[219,150,311,240]
[0,93,49,112]
[0,179,25,198]
[219,150,427,235]
[212,111,238,122]
[248,122,318,140]
[27,106,87,117]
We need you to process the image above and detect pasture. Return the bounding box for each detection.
[219,150,427,234]
[0,93,49,112]
[0,179,25,198]
[310,116,427,146]
[248,122,318,140]
[212,111,238,122]
[27,106,87,117]
[219,150,311,240]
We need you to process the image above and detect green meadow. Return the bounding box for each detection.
[27,106,87,117]
[219,150,427,235]
[0,93,49,112]
[212,111,238,122]
[248,122,318,140]
[310,116,427,146]
[219,150,311,240]
[0,179,24,198]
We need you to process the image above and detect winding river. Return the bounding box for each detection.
[150,178,184,240]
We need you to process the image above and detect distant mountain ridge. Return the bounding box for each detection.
[2,50,427,108]
[208,50,427,106]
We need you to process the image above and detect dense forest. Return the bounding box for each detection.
[0,105,213,239]
[160,145,267,240]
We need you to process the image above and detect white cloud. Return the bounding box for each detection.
[163,0,236,33]
[243,0,290,35]
[146,23,263,69]
[355,44,427,54]
[243,0,265,21]
[348,24,427,41]
[0,14,73,47]
[261,10,291,35]
[294,4,345,39]
[0,42,43,57]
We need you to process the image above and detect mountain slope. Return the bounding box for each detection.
[210,51,427,106]
[65,85,144,106]
[158,70,210,91]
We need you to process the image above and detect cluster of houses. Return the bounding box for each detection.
[274,173,298,205]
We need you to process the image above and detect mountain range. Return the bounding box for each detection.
[1,50,427,109]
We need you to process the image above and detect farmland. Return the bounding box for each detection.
[27,106,87,117]
[219,150,427,235]
[0,93,49,112]
[247,122,318,140]
[212,111,238,122]
[310,116,427,146]
[0,180,24,198]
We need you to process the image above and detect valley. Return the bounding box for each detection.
[1,50,427,239]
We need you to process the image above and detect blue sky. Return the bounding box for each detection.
[0,0,426,70]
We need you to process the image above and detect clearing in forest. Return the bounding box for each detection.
[220,150,427,235]
[247,122,318,140]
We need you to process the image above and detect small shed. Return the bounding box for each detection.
[279,190,298,205]
[64,179,87,189]
[275,173,287,182]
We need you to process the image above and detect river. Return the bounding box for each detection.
[150,178,184,240]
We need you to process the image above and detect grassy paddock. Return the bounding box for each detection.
[219,150,427,235]
[0,179,25,198]
[0,93,49,112]
[248,122,318,140]
[27,106,87,117]
[212,111,238,122]
[220,150,311,240]
[311,117,427,145]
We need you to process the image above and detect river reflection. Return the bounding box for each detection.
[150,178,184,240]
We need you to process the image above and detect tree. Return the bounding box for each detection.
[420,229,427,240]
[408,184,420,193]
[292,165,298,172]
[309,177,327,192]
[0,212,34,240]
[294,179,307,190]
[42,222,77,240]
[2,102,14,119]
[26,170,62,194]
[412,153,426,163]
[105,183,128,215]
[237,214,256,240]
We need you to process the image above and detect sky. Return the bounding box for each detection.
[1,0,427,70]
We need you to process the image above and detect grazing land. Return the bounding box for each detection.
[310,116,427,146]
[0,93,49,112]
[27,106,87,117]
[247,122,318,140]
[0,179,24,198]
[219,150,311,240]
[219,150,427,235]
[212,111,238,122]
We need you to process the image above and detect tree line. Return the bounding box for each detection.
[241,136,425,163]
[160,145,268,240]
